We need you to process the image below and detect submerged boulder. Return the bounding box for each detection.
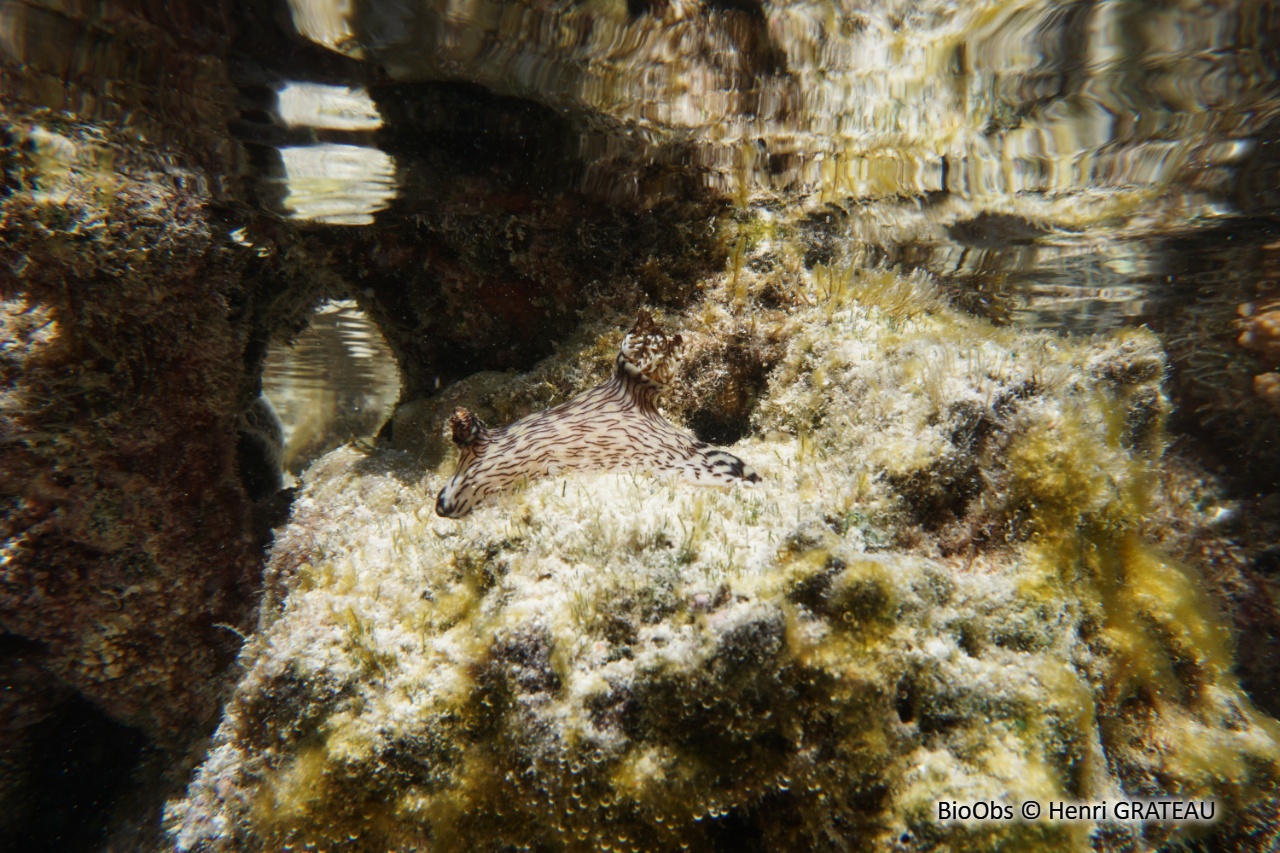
[168,262,1280,852]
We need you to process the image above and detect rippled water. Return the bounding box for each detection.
[233,0,1280,470]
[7,0,1276,421]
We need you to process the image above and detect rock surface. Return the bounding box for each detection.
[0,116,259,737]
[169,264,1280,852]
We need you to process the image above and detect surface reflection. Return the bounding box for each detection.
[262,299,399,474]
[278,0,1272,205]
[250,0,1280,331]
[276,143,397,224]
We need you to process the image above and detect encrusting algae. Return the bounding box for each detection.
[167,247,1280,852]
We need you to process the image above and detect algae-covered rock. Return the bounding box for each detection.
[0,114,260,737]
[168,261,1280,852]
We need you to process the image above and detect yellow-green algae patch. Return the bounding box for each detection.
[170,261,1280,852]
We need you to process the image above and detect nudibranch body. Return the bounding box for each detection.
[436,312,760,518]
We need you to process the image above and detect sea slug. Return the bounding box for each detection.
[436,312,760,517]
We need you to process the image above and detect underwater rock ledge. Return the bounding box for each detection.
[0,110,261,739]
[169,267,1280,852]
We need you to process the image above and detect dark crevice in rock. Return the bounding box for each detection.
[679,324,782,446]
[223,17,734,406]
[706,806,768,853]
[894,675,916,725]
[2,695,148,853]
[888,400,1002,544]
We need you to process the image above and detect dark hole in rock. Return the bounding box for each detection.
[845,780,889,812]
[601,613,640,647]
[993,628,1040,654]
[888,463,983,536]
[1256,546,1280,575]
[4,694,148,853]
[706,805,768,853]
[889,399,1003,542]
[787,555,844,615]
[681,331,779,447]
[625,0,658,18]
[0,630,44,656]
[798,204,848,270]
[917,703,963,736]
[687,402,756,447]
[250,486,298,553]
[894,675,916,725]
